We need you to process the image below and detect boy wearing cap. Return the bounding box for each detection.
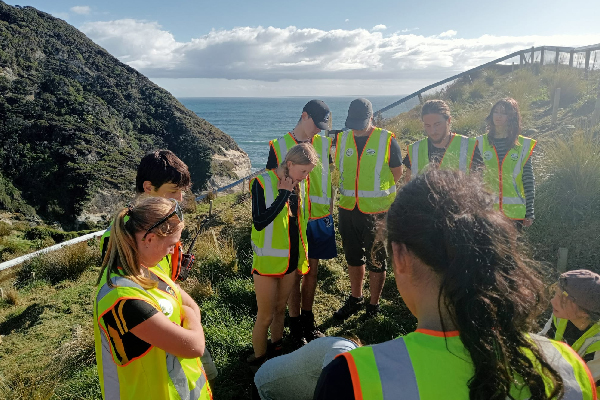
[334,98,403,319]
[266,100,337,347]
[540,269,600,387]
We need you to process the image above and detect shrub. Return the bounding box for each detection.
[24,226,91,243]
[542,69,585,107]
[0,236,33,258]
[0,221,11,237]
[468,80,489,100]
[443,80,466,103]
[452,107,489,137]
[15,241,98,286]
[527,131,600,272]
[484,69,499,86]
[5,289,19,305]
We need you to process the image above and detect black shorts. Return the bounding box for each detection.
[338,207,387,272]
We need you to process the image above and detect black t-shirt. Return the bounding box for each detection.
[313,356,355,400]
[402,136,483,171]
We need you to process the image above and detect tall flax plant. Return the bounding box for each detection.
[528,130,600,271]
[536,131,600,223]
[503,69,542,122]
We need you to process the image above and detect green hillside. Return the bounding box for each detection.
[0,2,244,227]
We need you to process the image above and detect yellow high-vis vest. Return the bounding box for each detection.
[250,169,309,276]
[477,134,536,220]
[407,134,477,179]
[338,331,595,400]
[270,133,333,219]
[335,128,396,214]
[93,268,211,400]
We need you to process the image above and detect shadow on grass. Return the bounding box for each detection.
[0,303,48,335]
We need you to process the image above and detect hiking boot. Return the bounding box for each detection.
[289,316,307,349]
[302,311,325,342]
[364,303,380,319]
[246,353,267,374]
[333,295,364,320]
[267,339,284,359]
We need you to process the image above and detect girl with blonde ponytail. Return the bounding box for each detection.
[94,196,212,400]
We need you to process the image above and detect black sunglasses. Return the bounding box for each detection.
[143,200,184,239]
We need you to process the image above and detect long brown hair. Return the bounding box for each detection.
[98,196,184,289]
[386,170,563,400]
[486,98,522,146]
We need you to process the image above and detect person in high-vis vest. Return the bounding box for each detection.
[94,197,212,400]
[333,98,403,320]
[403,99,482,182]
[477,98,536,229]
[100,150,191,281]
[98,150,218,384]
[266,99,336,347]
[249,143,320,372]
[315,170,597,400]
[540,270,600,388]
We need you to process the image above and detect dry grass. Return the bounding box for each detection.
[5,289,18,305]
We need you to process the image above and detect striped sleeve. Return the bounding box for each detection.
[523,156,535,219]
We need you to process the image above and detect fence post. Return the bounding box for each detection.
[540,47,545,66]
[554,47,560,71]
[530,47,535,67]
[511,62,514,72]
[520,51,524,66]
[557,248,568,273]
[417,93,424,105]
[592,85,600,124]
[208,200,213,216]
[552,87,561,126]
[585,50,591,79]
[569,50,574,67]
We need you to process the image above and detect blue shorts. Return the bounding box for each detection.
[306,215,338,260]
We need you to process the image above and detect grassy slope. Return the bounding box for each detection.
[1,64,599,399]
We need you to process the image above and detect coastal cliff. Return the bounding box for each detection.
[0,1,250,227]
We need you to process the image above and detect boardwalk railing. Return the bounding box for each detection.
[373,43,600,119]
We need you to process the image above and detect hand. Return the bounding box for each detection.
[181,305,201,329]
[522,218,533,227]
[278,176,294,192]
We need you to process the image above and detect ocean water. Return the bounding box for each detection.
[179,96,417,170]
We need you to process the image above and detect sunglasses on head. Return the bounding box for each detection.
[143,199,184,239]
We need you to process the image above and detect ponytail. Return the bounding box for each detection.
[97,196,183,289]
[387,170,563,400]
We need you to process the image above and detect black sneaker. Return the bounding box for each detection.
[364,303,380,319]
[333,295,364,320]
[302,312,325,342]
[246,353,267,374]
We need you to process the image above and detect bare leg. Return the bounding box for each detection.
[287,274,302,318]
[270,272,298,343]
[301,258,319,311]
[252,274,278,357]
[348,264,366,298]
[368,270,386,305]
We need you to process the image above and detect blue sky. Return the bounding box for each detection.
[5,0,600,97]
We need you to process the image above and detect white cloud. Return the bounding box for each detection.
[71,6,91,15]
[345,19,349,22]
[80,21,600,84]
[402,27,419,33]
[438,30,457,38]
[372,24,387,31]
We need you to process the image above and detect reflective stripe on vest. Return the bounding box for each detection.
[250,170,309,275]
[342,332,595,400]
[477,134,536,219]
[409,135,474,180]
[308,135,333,218]
[335,128,396,213]
[167,353,207,400]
